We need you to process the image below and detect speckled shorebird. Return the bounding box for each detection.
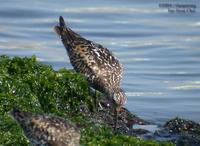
[10,108,80,146]
[54,16,126,128]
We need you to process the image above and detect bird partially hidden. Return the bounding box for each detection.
[9,108,80,146]
[54,16,127,128]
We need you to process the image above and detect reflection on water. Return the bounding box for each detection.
[0,0,200,124]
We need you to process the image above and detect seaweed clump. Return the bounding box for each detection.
[0,55,173,146]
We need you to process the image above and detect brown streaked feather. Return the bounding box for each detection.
[10,108,80,146]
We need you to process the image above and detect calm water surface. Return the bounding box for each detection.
[0,0,200,124]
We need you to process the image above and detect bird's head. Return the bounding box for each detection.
[113,88,127,107]
[9,108,31,128]
[10,108,25,122]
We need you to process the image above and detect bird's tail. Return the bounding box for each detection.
[54,16,80,45]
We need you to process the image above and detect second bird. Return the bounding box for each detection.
[54,16,126,116]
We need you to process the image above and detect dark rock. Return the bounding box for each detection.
[89,98,150,135]
[164,117,200,134]
[176,134,200,146]
[154,117,200,146]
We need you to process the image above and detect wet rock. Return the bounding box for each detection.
[153,118,200,146]
[88,97,150,135]
[164,117,200,134]
[118,107,149,127]
[70,93,150,136]
[154,128,178,142]
[176,134,200,146]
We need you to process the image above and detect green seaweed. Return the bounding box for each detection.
[0,55,173,146]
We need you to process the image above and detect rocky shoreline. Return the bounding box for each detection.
[0,55,199,146]
[81,94,200,146]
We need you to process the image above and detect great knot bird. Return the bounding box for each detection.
[10,108,80,146]
[54,16,126,127]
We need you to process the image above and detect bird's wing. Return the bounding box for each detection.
[72,40,123,88]
[90,41,123,78]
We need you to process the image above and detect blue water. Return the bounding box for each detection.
[0,0,200,124]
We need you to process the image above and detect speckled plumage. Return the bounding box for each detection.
[10,108,80,146]
[54,16,126,107]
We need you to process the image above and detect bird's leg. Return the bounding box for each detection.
[114,106,119,131]
[88,87,98,111]
[94,90,98,109]
[89,88,98,110]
